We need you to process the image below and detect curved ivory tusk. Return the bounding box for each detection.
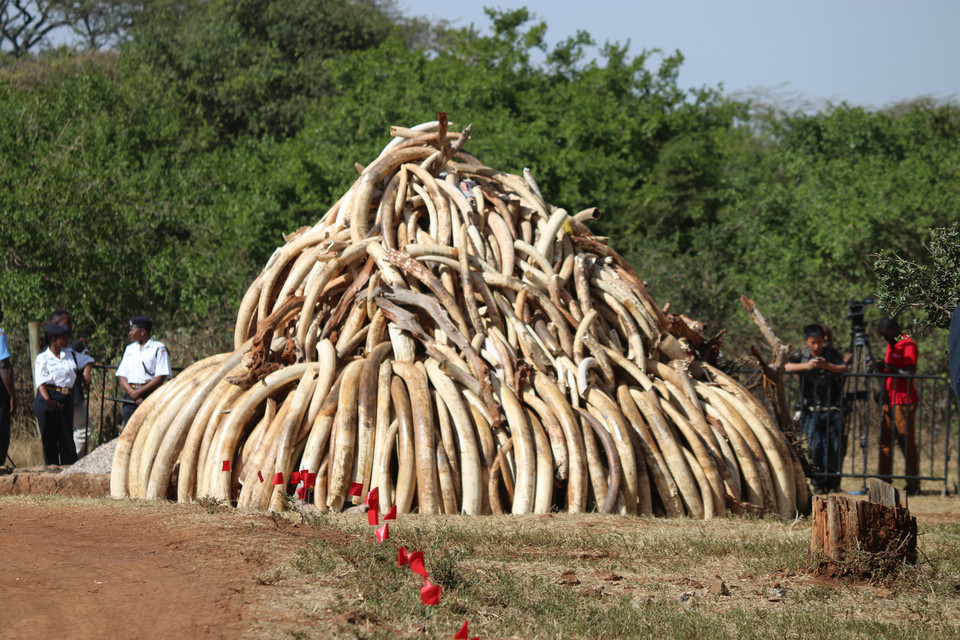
[326,360,365,511]
[498,383,536,515]
[577,357,599,396]
[390,374,417,514]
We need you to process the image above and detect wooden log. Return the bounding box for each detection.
[866,477,908,509]
[809,479,917,576]
[739,294,791,432]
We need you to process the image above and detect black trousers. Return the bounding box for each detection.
[0,398,9,466]
[121,393,138,426]
[33,391,77,466]
[121,388,156,426]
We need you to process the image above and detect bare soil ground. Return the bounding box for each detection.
[1,491,959,639]
[0,497,316,640]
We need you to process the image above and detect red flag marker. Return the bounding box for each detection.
[384,505,397,521]
[272,472,284,486]
[347,482,363,496]
[306,472,317,488]
[421,578,440,606]
[290,471,301,484]
[398,547,408,566]
[368,508,379,526]
[454,621,469,640]
[375,523,389,542]
[296,486,307,500]
[408,551,427,578]
[365,487,379,509]
[221,460,231,472]
[257,470,264,483]
[300,469,309,480]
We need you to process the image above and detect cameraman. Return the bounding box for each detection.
[872,317,919,495]
[786,324,848,493]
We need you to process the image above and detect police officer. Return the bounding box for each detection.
[0,300,17,466]
[116,316,170,426]
[34,323,93,465]
[49,310,94,456]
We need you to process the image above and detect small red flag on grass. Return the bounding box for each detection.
[421,578,440,605]
[408,551,427,578]
[454,621,469,640]
[398,547,408,566]
[375,523,389,542]
[272,472,284,486]
[347,482,363,496]
[384,505,397,520]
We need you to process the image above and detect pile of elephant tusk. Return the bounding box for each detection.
[111,117,809,519]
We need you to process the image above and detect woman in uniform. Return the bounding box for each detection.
[33,323,93,465]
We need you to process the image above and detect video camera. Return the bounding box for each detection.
[846,297,874,341]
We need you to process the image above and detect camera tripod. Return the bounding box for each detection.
[842,325,876,494]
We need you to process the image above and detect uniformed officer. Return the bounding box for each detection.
[116,316,171,426]
[49,310,94,456]
[34,323,93,465]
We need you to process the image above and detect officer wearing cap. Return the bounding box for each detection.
[116,316,170,426]
[34,322,93,465]
[49,310,94,456]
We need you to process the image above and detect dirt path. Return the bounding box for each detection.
[0,498,312,640]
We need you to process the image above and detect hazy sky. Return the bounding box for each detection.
[398,0,959,110]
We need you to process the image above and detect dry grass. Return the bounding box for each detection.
[8,420,43,467]
[0,50,119,89]
[261,497,960,640]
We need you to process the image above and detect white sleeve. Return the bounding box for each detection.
[115,346,134,379]
[35,354,52,388]
[154,344,171,377]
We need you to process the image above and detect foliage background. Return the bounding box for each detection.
[1,0,958,369]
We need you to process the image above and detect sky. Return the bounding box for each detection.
[397,0,959,110]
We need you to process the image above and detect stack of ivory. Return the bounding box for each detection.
[111,118,810,519]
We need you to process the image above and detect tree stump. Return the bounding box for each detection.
[809,479,917,577]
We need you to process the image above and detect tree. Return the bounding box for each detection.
[656,100,960,354]
[874,223,960,329]
[0,0,71,57]
[124,0,400,140]
[62,0,141,49]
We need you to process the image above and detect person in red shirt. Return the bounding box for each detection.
[874,317,920,494]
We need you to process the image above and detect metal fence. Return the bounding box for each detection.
[75,363,183,454]
[761,371,958,496]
